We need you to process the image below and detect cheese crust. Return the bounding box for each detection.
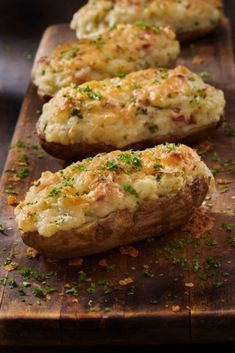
[33,24,179,97]
[37,66,225,159]
[70,0,223,40]
[15,144,213,240]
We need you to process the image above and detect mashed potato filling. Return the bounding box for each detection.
[37,66,225,148]
[15,144,213,237]
[34,24,179,96]
[70,0,222,39]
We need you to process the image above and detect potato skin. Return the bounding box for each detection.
[38,119,222,162]
[22,176,208,259]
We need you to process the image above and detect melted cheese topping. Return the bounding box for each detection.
[37,66,225,148]
[33,24,179,96]
[70,0,223,39]
[15,144,213,237]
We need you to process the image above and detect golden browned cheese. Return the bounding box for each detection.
[33,24,179,97]
[70,0,223,40]
[37,66,225,156]
[15,144,213,238]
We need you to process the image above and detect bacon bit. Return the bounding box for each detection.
[72,298,78,303]
[98,258,108,267]
[59,292,64,297]
[46,258,59,263]
[181,207,215,236]
[171,109,191,124]
[85,278,92,283]
[27,247,39,259]
[119,277,134,286]
[46,295,51,301]
[194,140,213,155]
[4,263,17,271]
[68,258,83,266]
[119,246,139,258]
[7,195,17,205]
[192,55,204,65]
[172,305,181,313]
[143,264,149,270]
[8,176,21,183]
[213,163,221,169]
[185,282,194,288]
[64,283,71,288]
[142,42,151,49]
[216,179,233,185]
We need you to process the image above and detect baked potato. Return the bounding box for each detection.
[15,144,213,259]
[33,24,179,97]
[70,0,223,41]
[37,66,225,161]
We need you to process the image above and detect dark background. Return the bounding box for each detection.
[0,0,235,351]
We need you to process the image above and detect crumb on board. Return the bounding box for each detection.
[26,247,39,259]
[119,277,134,286]
[119,246,139,258]
[192,55,204,65]
[185,282,194,288]
[98,258,108,267]
[171,305,181,313]
[216,179,233,185]
[7,195,17,205]
[181,207,215,236]
[194,140,213,155]
[68,258,83,266]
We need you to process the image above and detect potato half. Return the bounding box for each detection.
[33,24,179,97]
[70,0,223,41]
[15,144,213,259]
[37,66,225,161]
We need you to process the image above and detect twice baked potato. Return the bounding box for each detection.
[37,66,225,161]
[15,144,213,259]
[70,0,223,41]
[33,24,179,97]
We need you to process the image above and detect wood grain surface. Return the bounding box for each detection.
[0,18,235,345]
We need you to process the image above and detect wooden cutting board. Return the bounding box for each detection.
[0,19,235,346]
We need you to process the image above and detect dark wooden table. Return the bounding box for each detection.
[1,0,235,352]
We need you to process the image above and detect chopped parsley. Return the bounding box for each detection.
[221,223,233,232]
[105,160,119,171]
[0,223,5,234]
[82,85,102,100]
[60,48,78,59]
[87,282,96,294]
[8,278,17,288]
[148,124,158,133]
[71,163,85,171]
[17,167,29,179]
[78,271,87,283]
[16,140,26,148]
[154,163,162,171]
[116,72,126,78]
[199,71,213,81]
[69,108,84,119]
[123,183,138,197]
[228,236,235,247]
[65,287,79,296]
[135,21,147,29]
[32,287,45,299]
[49,186,62,197]
[18,154,28,163]
[153,25,161,34]
[165,143,178,152]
